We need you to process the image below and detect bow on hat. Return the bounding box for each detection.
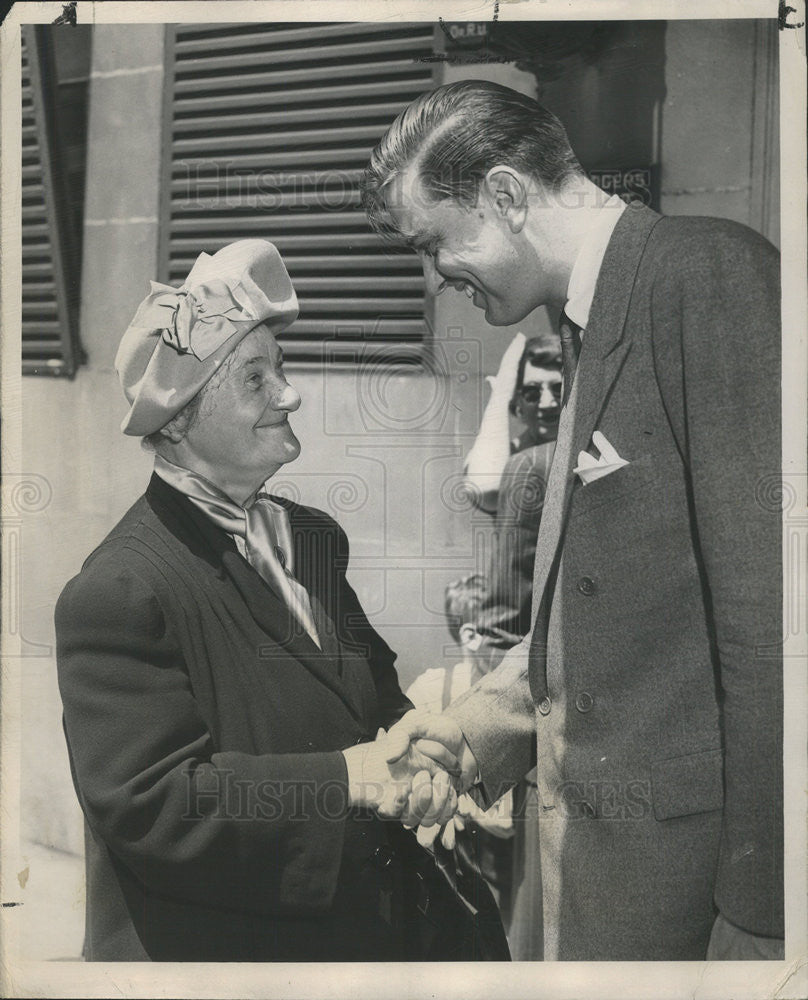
[115,239,299,436]
[129,277,257,362]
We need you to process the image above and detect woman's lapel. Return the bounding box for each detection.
[146,473,365,721]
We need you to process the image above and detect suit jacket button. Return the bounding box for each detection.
[577,576,596,596]
[538,697,552,716]
[575,692,594,713]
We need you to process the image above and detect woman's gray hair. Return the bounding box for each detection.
[140,345,240,453]
[141,391,204,453]
[361,80,583,242]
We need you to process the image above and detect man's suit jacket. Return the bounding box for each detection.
[56,474,420,961]
[449,205,783,960]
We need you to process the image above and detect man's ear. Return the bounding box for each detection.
[484,166,528,233]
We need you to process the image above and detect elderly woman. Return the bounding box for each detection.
[55,241,507,962]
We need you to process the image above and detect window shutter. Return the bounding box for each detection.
[160,23,437,364]
[21,27,81,377]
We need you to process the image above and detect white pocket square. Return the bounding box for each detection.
[574,431,629,485]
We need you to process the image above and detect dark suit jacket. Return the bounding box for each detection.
[56,474,421,961]
[449,206,783,960]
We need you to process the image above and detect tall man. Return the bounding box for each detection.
[363,81,783,961]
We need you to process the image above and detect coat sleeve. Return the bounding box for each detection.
[650,219,783,939]
[445,635,538,807]
[56,552,353,919]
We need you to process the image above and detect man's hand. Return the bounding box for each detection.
[341,726,460,822]
[385,710,479,828]
[415,790,513,852]
[456,790,514,839]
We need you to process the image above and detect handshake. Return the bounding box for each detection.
[342,709,480,847]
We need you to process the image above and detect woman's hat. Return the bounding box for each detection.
[115,239,298,436]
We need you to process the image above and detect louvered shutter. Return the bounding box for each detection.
[159,22,437,363]
[21,27,81,377]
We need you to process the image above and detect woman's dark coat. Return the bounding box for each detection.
[56,474,440,961]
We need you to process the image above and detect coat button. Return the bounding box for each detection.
[575,692,594,713]
[538,697,552,716]
[577,576,596,596]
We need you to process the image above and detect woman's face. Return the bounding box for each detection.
[172,325,301,503]
[514,359,563,443]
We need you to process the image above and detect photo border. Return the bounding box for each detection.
[1,2,805,997]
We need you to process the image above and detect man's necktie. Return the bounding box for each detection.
[559,312,582,408]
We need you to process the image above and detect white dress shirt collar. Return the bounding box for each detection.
[564,194,627,330]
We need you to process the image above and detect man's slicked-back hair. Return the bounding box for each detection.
[362,80,582,241]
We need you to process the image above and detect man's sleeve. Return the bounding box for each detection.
[445,636,537,807]
[650,219,783,939]
[56,560,352,919]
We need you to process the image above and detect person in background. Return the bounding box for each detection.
[508,333,564,454]
[463,331,562,515]
[406,576,513,909]
[469,331,562,645]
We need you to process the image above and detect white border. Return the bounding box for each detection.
[1,2,805,998]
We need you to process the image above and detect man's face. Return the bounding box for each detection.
[178,325,301,501]
[516,360,563,440]
[385,167,544,327]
